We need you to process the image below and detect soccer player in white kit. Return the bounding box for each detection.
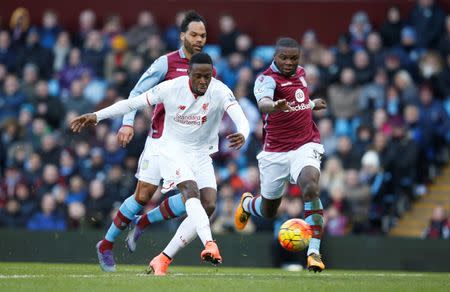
[71,53,250,274]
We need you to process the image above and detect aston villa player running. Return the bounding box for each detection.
[234,37,327,272]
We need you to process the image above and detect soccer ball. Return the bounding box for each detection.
[278,218,312,252]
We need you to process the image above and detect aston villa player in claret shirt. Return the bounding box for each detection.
[234,37,328,272]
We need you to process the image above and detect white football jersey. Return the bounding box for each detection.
[145,76,238,154]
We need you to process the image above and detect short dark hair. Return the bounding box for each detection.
[189,52,213,69]
[180,10,206,32]
[275,37,299,52]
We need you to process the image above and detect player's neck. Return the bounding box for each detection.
[182,47,192,60]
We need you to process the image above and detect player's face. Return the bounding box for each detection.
[274,47,300,76]
[181,21,207,55]
[189,64,213,95]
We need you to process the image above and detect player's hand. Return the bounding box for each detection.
[312,98,327,110]
[273,99,294,112]
[117,125,134,148]
[70,113,97,133]
[227,133,246,150]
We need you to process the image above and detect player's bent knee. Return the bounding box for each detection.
[178,180,200,199]
[134,181,158,204]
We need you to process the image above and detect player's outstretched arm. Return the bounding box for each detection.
[258,97,294,114]
[72,92,156,134]
[226,103,250,150]
[70,113,97,133]
[311,98,327,110]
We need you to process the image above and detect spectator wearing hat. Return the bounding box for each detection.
[360,150,391,232]
[104,34,132,81]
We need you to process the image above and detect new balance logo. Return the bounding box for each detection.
[280,82,292,87]
[178,105,186,110]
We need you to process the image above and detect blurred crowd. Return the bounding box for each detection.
[0,1,449,238]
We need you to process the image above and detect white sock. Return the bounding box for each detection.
[163,216,197,258]
[185,198,212,245]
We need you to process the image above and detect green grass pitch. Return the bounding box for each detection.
[0,262,448,292]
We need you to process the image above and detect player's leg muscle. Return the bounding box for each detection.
[178,180,200,199]
[261,197,282,218]
[297,166,320,201]
[199,187,216,217]
[134,181,159,204]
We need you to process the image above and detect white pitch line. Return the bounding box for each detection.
[0,272,427,279]
[0,275,45,279]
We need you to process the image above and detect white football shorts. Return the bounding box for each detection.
[257,142,324,200]
[135,137,162,185]
[159,150,217,193]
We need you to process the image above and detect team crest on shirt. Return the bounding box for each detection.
[295,89,305,103]
[178,105,186,110]
[202,103,209,112]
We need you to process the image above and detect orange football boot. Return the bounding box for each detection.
[201,240,222,265]
[147,253,172,276]
[234,192,253,230]
[307,253,325,273]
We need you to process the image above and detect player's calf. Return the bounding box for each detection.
[126,194,186,253]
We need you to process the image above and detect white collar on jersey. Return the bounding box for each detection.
[179,47,187,59]
[270,61,281,73]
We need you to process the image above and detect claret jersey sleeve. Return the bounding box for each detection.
[254,75,276,102]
